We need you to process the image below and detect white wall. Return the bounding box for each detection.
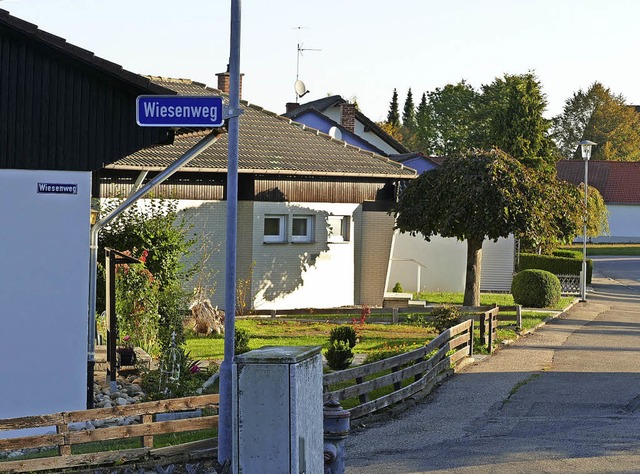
[599,205,640,242]
[0,169,91,420]
[386,232,515,294]
[168,199,358,310]
[252,202,359,310]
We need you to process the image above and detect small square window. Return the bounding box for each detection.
[327,215,350,242]
[291,215,313,243]
[263,215,286,243]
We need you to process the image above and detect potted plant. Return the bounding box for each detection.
[117,335,137,366]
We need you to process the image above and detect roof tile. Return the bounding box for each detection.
[110,78,416,179]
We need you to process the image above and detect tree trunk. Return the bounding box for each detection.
[463,236,483,307]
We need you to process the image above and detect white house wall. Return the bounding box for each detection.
[251,202,358,310]
[386,232,514,293]
[596,205,640,242]
[0,169,90,420]
[172,200,359,310]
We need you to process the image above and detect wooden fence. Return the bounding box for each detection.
[322,318,474,420]
[1,306,513,472]
[0,394,218,473]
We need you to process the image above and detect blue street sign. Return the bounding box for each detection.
[136,95,224,127]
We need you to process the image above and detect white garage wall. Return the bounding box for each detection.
[599,205,640,242]
[0,169,91,420]
[386,232,515,294]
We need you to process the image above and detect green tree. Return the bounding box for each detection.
[518,174,583,253]
[393,150,581,306]
[580,184,610,238]
[424,81,478,156]
[407,74,555,169]
[552,82,640,161]
[478,73,556,171]
[387,88,400,127]
[98,198,198,351]
[402,88,416,131]
[412,92,430,150]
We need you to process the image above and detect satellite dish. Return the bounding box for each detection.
[294,79,309,98]
[328,126,342,140]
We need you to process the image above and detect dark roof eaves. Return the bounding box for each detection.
[284,95,344,117]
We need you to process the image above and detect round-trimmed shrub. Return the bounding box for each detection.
[511,269,561,308]
[392,282,404,293]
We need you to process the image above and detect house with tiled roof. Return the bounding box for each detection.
[0,9,174,420]
[285,98,515,294]
[99,77,417,311]
[557,160,640,242]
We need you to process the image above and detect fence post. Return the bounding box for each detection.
[516,305,522,330]
[57,416,71,456]
[487,310,494,354]
[392,307,399,324]
[479,313,487,346]
[324,398,351,474]
[468,319,474,357]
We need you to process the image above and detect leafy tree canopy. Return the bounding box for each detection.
[552,82,640,161]
[400,73,556,171]
[393,149,581,304]
[98,198,199,351]
[478,73,557,171]
[423,81,478,156]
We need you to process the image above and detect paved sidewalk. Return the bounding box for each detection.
[345,275,640,473]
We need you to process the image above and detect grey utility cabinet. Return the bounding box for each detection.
[233,346,323,473]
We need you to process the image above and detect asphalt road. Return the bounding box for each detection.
[345,257,640,473]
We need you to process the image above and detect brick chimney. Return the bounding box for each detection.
[340,103,356,133]
[286,102,300,114]
[216,69,244,99]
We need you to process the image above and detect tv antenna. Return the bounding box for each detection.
[292,26,321,102]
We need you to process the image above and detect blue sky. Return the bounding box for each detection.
[2,0,639,121]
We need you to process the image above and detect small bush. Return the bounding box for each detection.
[329,325,357,349]
[235,328,251,354]
[141,349,212,400]
[325,340,354,370]
[405,313,429,327]
[511,269,561,308]
[431,305,461,333]
[392,282,404,293]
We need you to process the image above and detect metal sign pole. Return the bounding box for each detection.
[218,0,242,465]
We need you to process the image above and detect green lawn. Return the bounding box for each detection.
[561,243,640,256]
[416,291,573,310]
[186,319,437,361]
[186,291,572,363]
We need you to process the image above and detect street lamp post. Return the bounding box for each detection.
[579,140,596,301]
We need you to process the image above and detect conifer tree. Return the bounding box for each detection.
[387,88,400,127]
[402,88,416,130]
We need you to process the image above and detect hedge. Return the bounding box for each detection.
[552,249,583,259]
[518,253,592,284]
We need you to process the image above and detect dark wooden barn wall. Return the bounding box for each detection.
[99,171,396,204]
[0,28,171,171]
[99,172,225,201]
[253,176,396,203]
